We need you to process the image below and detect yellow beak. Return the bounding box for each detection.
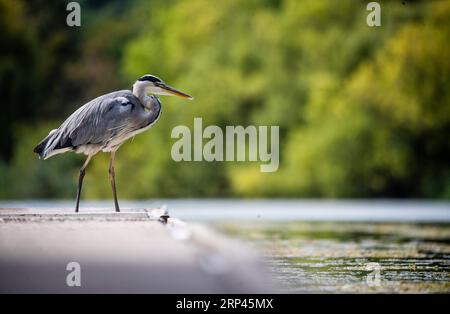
[158,83,193,100]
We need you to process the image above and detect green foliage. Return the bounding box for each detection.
[1,0,449,199]
[0,123,81,198]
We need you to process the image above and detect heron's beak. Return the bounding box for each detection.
[156,83,193,100]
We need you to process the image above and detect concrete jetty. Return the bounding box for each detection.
[0,208,271,293]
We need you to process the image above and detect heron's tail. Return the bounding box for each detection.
[33,141,46,159]
[33,129,65,159]
[33,134,52,159]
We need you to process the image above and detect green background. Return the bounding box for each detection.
[1,0,449,199]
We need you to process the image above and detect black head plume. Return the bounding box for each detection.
[138,74,162,83]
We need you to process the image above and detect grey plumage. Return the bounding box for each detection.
[34,90,161,159]
[33,74,192,212]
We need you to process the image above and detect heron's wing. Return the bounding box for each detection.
[56,91,144,149]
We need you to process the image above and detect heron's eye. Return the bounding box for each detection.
[121,102,134,111]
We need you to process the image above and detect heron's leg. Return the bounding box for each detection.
[75,155,93,213]
[109,151,120,212]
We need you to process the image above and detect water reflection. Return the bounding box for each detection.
[216,221,450,293]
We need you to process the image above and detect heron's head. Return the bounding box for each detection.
[133,74,193,100]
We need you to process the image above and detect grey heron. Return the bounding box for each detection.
[33,75,192,212]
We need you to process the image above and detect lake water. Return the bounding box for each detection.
[1,199,450,293]
[1,199,449,222]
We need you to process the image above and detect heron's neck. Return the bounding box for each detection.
[133,83,152,109]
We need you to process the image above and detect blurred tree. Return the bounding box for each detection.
[0,0,84,161]
[239,0,450,198]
